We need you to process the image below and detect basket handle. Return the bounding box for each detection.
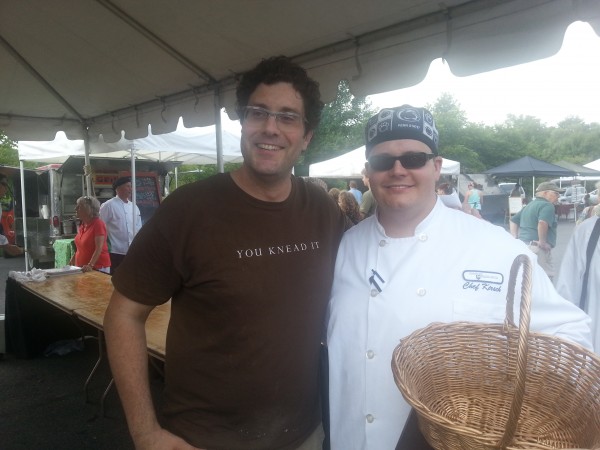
[498,254,533,449]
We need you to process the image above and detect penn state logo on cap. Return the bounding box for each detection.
[365,105,439,157]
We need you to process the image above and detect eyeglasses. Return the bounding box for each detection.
[368,152,437,171]
[241,106,306,130]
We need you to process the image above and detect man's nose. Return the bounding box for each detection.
[262,115,281,133]
[391,159,407,173]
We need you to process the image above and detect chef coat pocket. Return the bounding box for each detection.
[452,297,506,323]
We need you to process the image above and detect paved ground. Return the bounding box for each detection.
[0,218,578,449]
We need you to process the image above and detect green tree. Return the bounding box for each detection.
[0,129,40,168]
[295,80,376,176]
[441,144,485,173]
[0,130,20,166]
[545,118,600,164]
[428,92,468,150]
[428,93,490,172]
[496,115,548,160]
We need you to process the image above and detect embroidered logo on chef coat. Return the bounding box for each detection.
[462,270,503,292]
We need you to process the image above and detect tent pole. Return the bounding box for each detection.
[130,146,137,237]
[19,160,29,271]
[175,166,179,188]
[214,89,224,173]
[83,129,93,196]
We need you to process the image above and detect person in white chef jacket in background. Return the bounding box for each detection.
[99,176,142,274]
[326,104,593,450]
[555,213,600,354]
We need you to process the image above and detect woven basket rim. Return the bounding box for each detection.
[391,254,600,449]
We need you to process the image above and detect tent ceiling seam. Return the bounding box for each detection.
[94,0,217,84]
[0,33,86,123]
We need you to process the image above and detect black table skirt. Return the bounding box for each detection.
[4,277,84,358]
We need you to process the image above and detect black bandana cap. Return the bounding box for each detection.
[365,105,439,157]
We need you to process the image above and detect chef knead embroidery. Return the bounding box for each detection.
[462,270,504,293]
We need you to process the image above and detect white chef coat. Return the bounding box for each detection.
[99,196,142,255]
[327,199,592,450]
[556,216,600,353]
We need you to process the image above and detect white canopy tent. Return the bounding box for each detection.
[16,122,242,269]
[309,146,460,178]
[17,121,242,165]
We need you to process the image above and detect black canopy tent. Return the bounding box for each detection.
[552,161,600,192]
[486,156,581,221]
[485,156,578,190]
[555,161,600,177]
[553,161,600,188]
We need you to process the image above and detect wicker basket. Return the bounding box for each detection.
[392,254,600,450]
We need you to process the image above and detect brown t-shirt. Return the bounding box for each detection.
[112,173,345,450]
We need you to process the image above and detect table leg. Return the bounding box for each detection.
[100,378,114,418]
[84,330,104,402]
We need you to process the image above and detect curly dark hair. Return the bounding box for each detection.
[338,191,361,225]
[236,56,323,134]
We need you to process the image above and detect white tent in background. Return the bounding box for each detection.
[16,122,242,270]
[585,158,600,172]
[17,120,242,165]
[309,146,460,178]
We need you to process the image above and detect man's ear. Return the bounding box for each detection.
[302,130,314,150]
[433,156,443,181]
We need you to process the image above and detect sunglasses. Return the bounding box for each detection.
[368,152,436,171]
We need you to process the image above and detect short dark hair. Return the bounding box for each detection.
[236,56,323,134]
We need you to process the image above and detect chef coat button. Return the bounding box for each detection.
[416,288,426,296]
[418,233,428,242]
[370,289,379,297]
[379,239,386,247]
[366,414,375,423]
[366,350,375,359]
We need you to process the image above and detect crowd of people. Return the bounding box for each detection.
[328,178,377,227]
[8,55,595,450]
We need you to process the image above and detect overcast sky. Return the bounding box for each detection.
[367,21,600,127]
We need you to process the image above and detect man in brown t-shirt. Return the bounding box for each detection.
[104,56,346,450]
